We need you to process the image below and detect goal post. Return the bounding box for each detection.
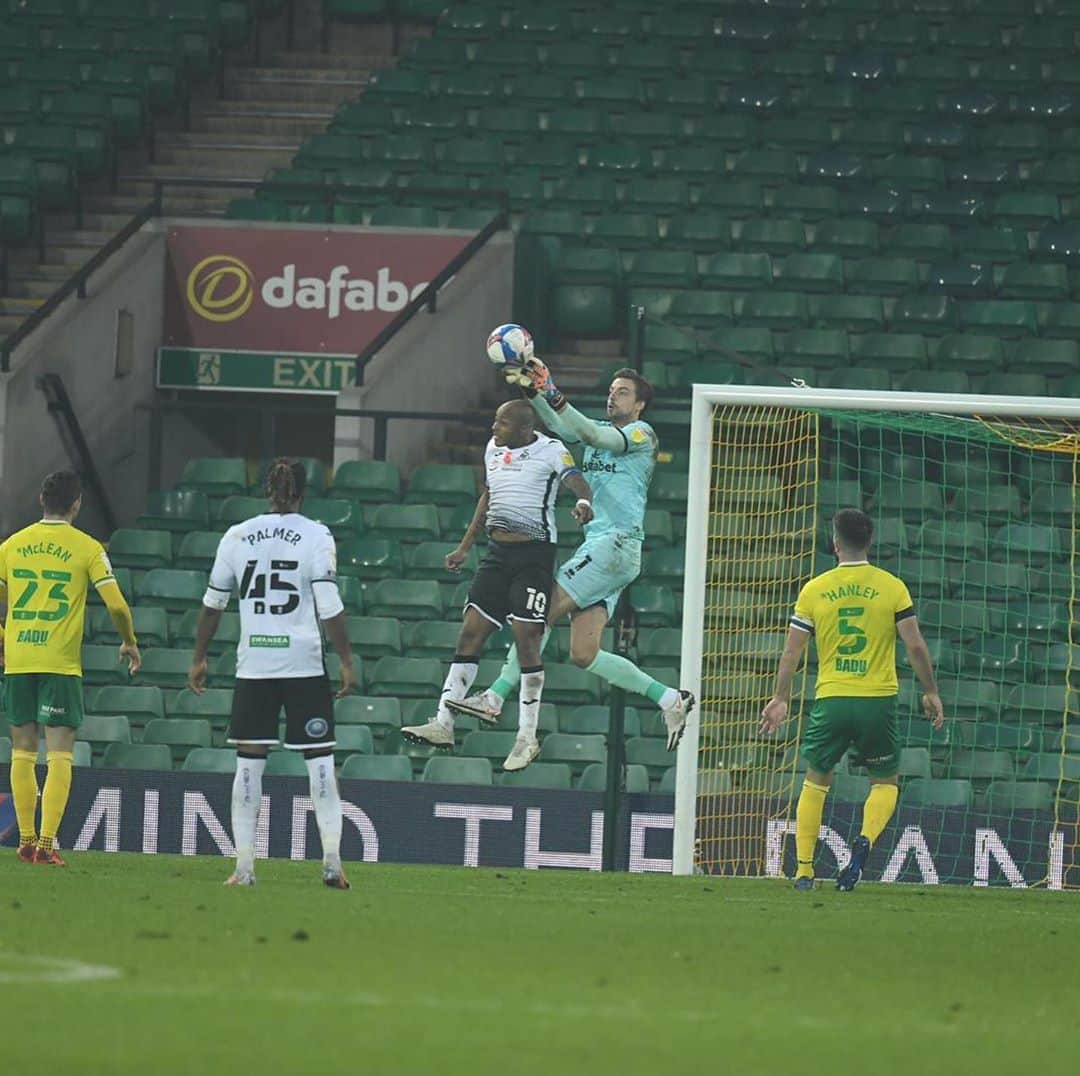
[674,385,1080,888]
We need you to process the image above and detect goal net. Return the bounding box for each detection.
[673,385,1080,889]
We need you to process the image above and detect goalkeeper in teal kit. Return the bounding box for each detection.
[450,358,695,760]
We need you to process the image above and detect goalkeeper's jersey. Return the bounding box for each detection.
[0,519,115,676]
[579,420,658,543]
[203,512,344,679]
[790,561,916,698]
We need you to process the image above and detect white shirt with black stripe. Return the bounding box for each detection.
[484,435,577,543]
[202,512,344,679]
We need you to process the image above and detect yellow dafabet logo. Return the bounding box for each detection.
[186,254,255,323]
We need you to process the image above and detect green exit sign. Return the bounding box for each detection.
[157,348,358,394]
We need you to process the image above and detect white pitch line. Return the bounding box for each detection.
[0,952,122,985]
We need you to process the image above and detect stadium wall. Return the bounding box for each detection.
[0,225,165,538]
[333,232,515,475]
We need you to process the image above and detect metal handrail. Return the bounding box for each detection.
[1,177,510,373]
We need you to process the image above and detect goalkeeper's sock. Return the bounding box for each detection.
[306,752,343,866]
[860,782,899,846]
[436,657,478,730]
[586,650,666,699]
[231,753,265,875]
[795,779,829,879]
[10,749,39,847]
[39,750,73,849]
[517,667,545,737]
[491,629,551,702]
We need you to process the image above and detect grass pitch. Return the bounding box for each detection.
[1,853,1078,1075]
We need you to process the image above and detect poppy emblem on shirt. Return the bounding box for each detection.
[503,451,513,464]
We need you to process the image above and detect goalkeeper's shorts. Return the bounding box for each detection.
[557,533,642,620]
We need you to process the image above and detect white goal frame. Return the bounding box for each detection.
[673,384,1080,876]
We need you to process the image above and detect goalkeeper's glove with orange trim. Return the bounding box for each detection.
[504,356,566,411]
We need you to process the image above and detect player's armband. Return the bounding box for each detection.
[202,583,232,611]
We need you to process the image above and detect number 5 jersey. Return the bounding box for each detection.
[204,512,344,679]
[0,519,117,676]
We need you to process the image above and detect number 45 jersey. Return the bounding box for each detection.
[0,519,116,676]
[204,512,344,679]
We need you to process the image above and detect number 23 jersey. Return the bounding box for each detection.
[204,512,344,679]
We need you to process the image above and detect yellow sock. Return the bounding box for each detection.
[795,779,829,879]
[860,782,899,846]
[38,750,73,850]
[10,749,39,846]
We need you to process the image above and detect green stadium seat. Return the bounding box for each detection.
[577,762,650,793]
[80,645,129,687]
[946,750,1015,783]
[810,295,885,332]
[258,751,306,777]
[181,747,237,774]
[902,778,975,808]
[1009,340,1080,377]
[785,329,850,369]
[889,224,953,260]
[664,294,734,332]
[134,650,195,691]
[137,490,210,534]
[739,291,808,330]
[499,762,573,789]
[984,782,1055,814]
[422,756,492,786]
[853,333,928,372]
[173,610,240,658]
[1004,685,1076,726]
[993,192,1060,229]
[91,685,165,725]
[626,250,698,289]
[135,569,207,613]
[846,258,919,296]
[738,219,806,256]
[106,528,173,570]
[366,504,441,542]
[624,737,673,782]
[336,540,403,581]
[773,253,842,293]
[1021,753,1080,783]
[983,373,1050,397]
[539,732,606,774]
[330,460,400,502]
[540,667,604,706]
[334,695,401,736]
[174,531,224,572]
[91,606,169,649]
[701,253,773,289]
[891,296,957,335]
[409,542,479,582]
[460,730,518,766]
[999,263,1069,301]
[101,742,173,771]
[215,496,267,528]
[367,656,443,697]
[333,725,374,758]
[591,212,661,251]
[178,457,248,499]
[142,717,212,763]
[996,599,1069,642]
[825,368,890,391]
[340,754,413,781]
[622,177,690,214]
[365,580,443,620]
[761,116,833,154]
[960,300,1039,338]
[934,334,1005,373]
[990,523,1065,566]
[812,219,879,258]
[170,687,234,729]
[561,705,641,739]
[628,584,678,627]
[340,617,401,659]
[698,180,763,216]
[80,713,132,752]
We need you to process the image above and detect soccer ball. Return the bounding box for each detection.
[486,323,534,368]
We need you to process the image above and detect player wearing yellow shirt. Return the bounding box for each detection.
[0,472,141,865]
[760,508,944,892]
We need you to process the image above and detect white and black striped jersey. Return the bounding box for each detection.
[483,435,578,543]
[202,512,344,679]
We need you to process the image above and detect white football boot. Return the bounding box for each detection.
[446,690,503,726]
[400,720,455,747]
[502,734,541,772]
[662,690,696,751]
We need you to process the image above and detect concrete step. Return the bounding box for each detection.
[147,145,296,171]
[158,131,303,152]
[0,314,26,339]
[195,112,333,138]
[6,275,73,300]
[0,297,44,317]
[265,50,391,71]
[232,65,371,84]
[225,73,366,105]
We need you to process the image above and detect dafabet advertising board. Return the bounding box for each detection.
[159,224,473,392]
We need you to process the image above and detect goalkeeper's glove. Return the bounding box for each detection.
[504,356,567,411]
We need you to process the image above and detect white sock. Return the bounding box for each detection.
[231,755,266,874]
[658,687,680,711]
[306,753,343,866]
[518,667,545,739]
[436,659,478,730]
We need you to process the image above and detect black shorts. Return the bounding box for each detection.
[466,539,556,627]
[228,676,335,750]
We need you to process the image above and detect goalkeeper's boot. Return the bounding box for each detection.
[17,843,37,864]
[446,691,502,726]
[836,835,871,892]
[224,868,256,886]
[33,845,66,867]
[400,719,455,748]
[502,734,540,773]
[793,876,815,892]
[322,860,351,890]
[662,690,696,751]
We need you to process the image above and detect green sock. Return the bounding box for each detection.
[491,630,551,701]
[586,650,668,703]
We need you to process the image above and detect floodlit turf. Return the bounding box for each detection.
[1,853,1079,1075]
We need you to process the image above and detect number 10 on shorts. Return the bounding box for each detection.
[525,587,547,615]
